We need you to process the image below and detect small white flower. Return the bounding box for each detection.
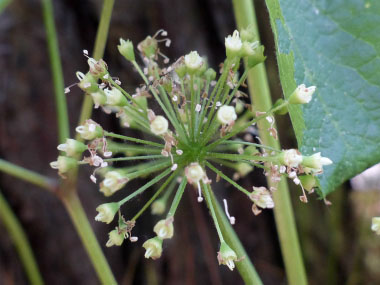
[371,217,380,235]
[217,242,238,271]
[104,88,127,106]
[95,202,119,224]
[102,171,128,194]
[217,105,237,125]
[250,186,274,209]
[57,139,87,157]
[143,237,163,260]
[150,115,169,135]
[185,163,205,184]
[153,218,174,239]
[184,51,203,71]
[225,30,242,57]
[50,156,77,174]
[106,228,126,247]
[75,120,103,140]
[302,152,333,174]
[289,84,316,104]
[282,149,303,168]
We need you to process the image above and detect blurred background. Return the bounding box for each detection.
[1,0,380,284]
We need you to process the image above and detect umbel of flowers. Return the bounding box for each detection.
[51,27,332,271]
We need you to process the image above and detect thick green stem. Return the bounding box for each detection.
[76,0,115,129]
[208,187,263,285]
[232,0,307,284]
[0,190,44,285]
[41,0,70,143]
[61,190,116,285]
[0,159,56,191]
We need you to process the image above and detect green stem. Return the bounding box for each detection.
[104,131,163,147]
[0,159,56,191]
[61,190,116,285]
[0,190,44,285]
[208,186,263,285]
[41,0,70,143]
[232,0,307,284]
[167,178,187,217]
[76,0,115,130]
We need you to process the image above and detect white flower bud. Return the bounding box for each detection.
[185,163,205,184]
[371,217,380,235]
[217,242,238,271]
[94,202,119,224]
[90,91,107,108]
[50,156,77,174]
[150,115,169,135]
[75,120,103,140]
[302,152,333,174]
[153,218,174,239]
[118,38,135,61]
[281,149,303,168]
[217,105,237,125]
[225,30,242,58]
[57,139,87,157]
[250,186,274,209]
[104,88,128,107]
[289,84,316,104]
[106,228,127,247]
[184,51,203,73]
[76,72,98,93]
[142,237,163,260]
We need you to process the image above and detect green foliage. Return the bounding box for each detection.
[266,0,380,196]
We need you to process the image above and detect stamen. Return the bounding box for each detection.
[76,72,85,81]
[223,199,236,225]
[176,149,183,155]
[90,174,97,183]
[83,49,88,55]
[197,182,203,202]
[171,164,178,171]
[130,236,138,242]
[195,104,201,112]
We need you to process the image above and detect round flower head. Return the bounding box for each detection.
[106,228,127,247]
[302,152,333,174]
[185,163,205,184]
[371,217,380,235]
[75,120,103,140]
[153,218,174,239]
[50,156,77,175]
[217,105,237,125]
[95,202,119,224]
[225,30,242,58]
[281,149,303,168]
[57,139,87,157]
[150,115,169,135]
[184,51,203,73]
[217,242,238,271]
[289,84,316,104]
[143,237,163,260]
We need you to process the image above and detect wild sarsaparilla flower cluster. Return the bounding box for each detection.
[51,27,332,271]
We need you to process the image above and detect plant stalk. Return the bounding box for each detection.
[208,188,263,285]
[0,190,44,285]
[232,0,307,284]
[41,0,70,143]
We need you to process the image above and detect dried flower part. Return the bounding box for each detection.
[95,202,119,224]
[106,228,127,247]
[217,105,237,125]
[153,218,174,239]
[87,58,108,78]
[302,152,333,174]
[217,242,238,271]
[250,186,274,211]
[143,237,163,260]
[288,84,316,104]
[371,217,380,235]
[150,116,169,135]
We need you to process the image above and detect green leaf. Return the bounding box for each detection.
[265,0,380,196]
